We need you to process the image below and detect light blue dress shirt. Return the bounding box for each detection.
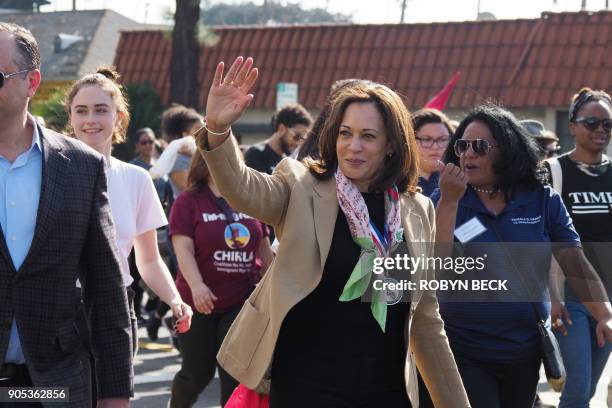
[1,119,42,364]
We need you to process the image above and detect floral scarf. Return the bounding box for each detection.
[335,169,403,332]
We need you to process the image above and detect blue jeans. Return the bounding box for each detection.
[555,301,611,408]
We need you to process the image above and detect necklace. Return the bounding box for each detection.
[470,185,496,195]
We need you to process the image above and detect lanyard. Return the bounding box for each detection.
[369,220,389,256]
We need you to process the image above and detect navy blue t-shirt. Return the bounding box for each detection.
[430,186,580,363]
[418,172,439,198]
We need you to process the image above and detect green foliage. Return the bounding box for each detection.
[30,86,69,133]
[201,1,352,26]
[196,22,220,46]
[112,82,165,161]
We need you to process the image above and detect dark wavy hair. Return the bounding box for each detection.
[271,104,313,132]
[442,104,543,197]
[161,104,203,142]
[306,81,419,194]
[298,79,375,161]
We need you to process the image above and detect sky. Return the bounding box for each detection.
[40,0,610,25]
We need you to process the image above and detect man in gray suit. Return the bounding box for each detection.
[0,23,131,407]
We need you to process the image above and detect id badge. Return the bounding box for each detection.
[454,216,487,243]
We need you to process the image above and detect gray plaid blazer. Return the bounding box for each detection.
[0,126,133,406]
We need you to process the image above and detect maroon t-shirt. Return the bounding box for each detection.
[169,186,268,312]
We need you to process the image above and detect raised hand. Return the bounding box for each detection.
[206,56,259,132]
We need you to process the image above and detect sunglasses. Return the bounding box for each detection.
[454,139,498,157]
[574,117,612,133]
[139,139,154,145]
[0,69,31,88]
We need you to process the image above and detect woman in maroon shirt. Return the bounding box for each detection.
[168,147,274,407]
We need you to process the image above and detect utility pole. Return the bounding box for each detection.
[400,0,407,23]
[72,0,76,11]
[580,0,586,9]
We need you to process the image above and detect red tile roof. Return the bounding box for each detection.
[114,11,611,110]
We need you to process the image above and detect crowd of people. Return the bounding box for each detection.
[1,22,612,408]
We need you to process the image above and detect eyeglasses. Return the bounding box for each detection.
[0,69,31,88]
[139,139,154,146]
[415,136,450,148]
[454,139,498,157]
[574,117,612,133]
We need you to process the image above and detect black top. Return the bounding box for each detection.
[244,142,283,174]
[272,192,410,396]
[558,154,612,242]
[557,154,612,296]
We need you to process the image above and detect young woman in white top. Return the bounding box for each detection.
[65,67,192,352]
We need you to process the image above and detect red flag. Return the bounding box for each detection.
[425,71,461,110]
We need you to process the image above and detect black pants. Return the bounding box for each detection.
[170,307,241,408]
[270,353,410,408]
[270,383,410,408]
[126,287,138,356]
[155,229,177,318]
[128,249,144,319]
[455,354,540,408]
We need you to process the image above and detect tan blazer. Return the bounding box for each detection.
[200,134,470,408]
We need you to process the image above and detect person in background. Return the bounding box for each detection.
[520,118,559,408]
[548,88,612,408]
[151,105,203,200]
[521,119,560,159]
[244,104,312,243]
[66,67,192,357]
[244,104,313,174]
[147,105,204,342]
[169,149,273,407]
[128,127,171,324]
[413,108,454,197]
[131,127,169,201]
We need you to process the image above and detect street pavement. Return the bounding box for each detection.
[133,325,220,408]
[133,324,611,408]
